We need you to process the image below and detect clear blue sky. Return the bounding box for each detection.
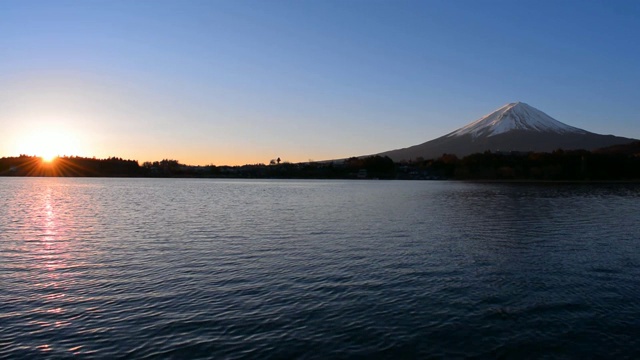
[1,0,639,165]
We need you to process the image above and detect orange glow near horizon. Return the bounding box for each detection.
[5,125,321,166]
[12,127,87,161]
[41,154,58,163]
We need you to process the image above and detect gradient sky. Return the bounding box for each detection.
[2,0,639,165]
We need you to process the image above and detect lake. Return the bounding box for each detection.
[1,178,640,358]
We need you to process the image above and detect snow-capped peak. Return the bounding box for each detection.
[447,102,587,138]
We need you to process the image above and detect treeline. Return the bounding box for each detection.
[0,155,397,179]
[1,143,639,180]
[139,156,397,179]
[0,155,141,177]
[403,147,640,181]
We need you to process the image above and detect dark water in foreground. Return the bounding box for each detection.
[1,178,640,359]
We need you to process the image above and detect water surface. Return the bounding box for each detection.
[1,178,640,358]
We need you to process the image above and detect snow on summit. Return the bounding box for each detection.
[376,101,635,162]
[448,102,587,138]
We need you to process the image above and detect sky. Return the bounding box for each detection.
[1,0,639,165]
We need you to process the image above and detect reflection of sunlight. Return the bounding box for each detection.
[37,344,52,352]
[5,180,92,356]
[32,184,73,353]
[41,188,62,271]
[44,191,56,239]
[8,180,99,356]
[42,188,65,261]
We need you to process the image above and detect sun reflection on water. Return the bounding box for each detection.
[30,183,77,354]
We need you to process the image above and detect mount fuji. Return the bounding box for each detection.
[377,102,636,161]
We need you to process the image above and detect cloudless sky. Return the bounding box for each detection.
[1,0,639,165]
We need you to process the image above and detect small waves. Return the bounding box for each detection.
[1,178,640,358]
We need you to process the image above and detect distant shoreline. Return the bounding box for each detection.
[2,175,640,185]
[2,146,640,181]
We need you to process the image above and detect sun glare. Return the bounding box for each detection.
[41,153,57,163]
[14,128,85,160]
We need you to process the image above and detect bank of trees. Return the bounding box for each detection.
[0,155,141,177]
[406,147,640,180]
[2,143,639,180]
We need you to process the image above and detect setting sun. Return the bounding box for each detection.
[12,127,86,160]
[41,153,57,163]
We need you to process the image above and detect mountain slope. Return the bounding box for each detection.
[377,102,636,161]
[448,102,585,137]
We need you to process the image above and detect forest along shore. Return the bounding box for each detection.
[1,142,640,181]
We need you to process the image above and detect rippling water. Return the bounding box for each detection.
[1,178,640,358]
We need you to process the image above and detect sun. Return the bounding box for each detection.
[41,152,58,163]
[13,127,85,160]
